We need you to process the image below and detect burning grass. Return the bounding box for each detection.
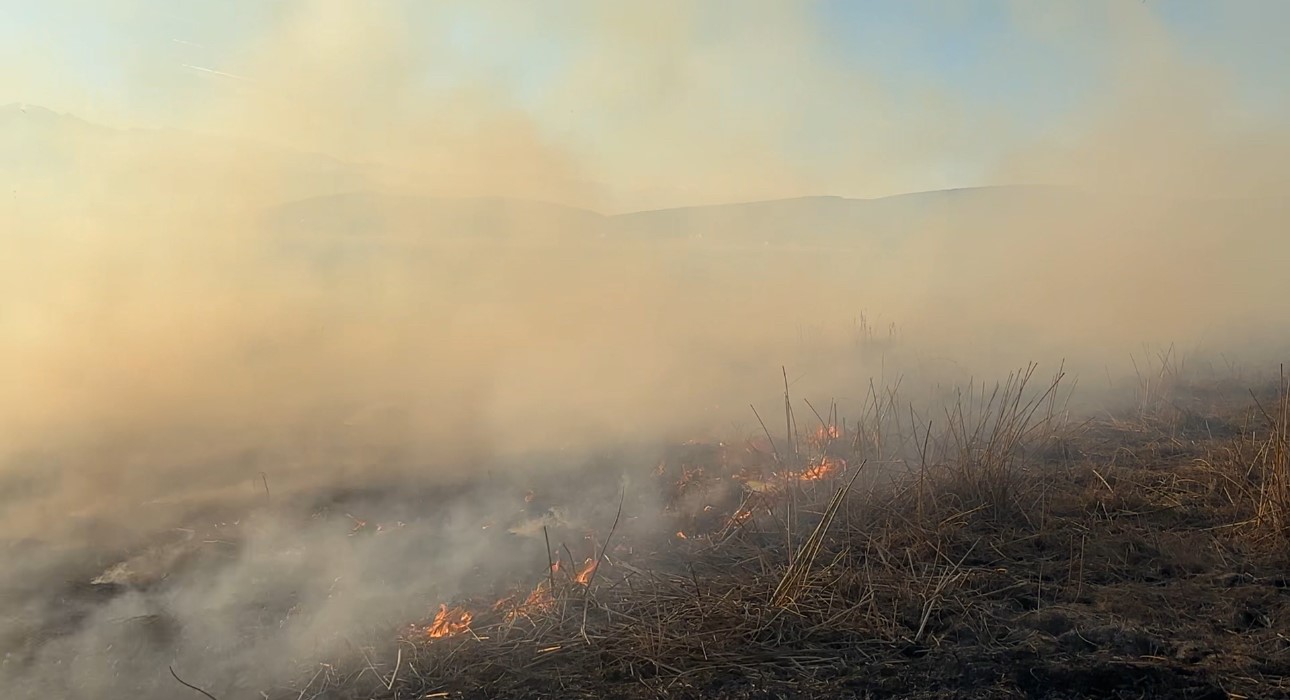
[418,605,474,640]
[261,366,1290,699]
[23,365,1284,698]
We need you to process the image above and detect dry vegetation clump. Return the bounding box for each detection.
[1244,369,1290,543]
[266,367,1290,700]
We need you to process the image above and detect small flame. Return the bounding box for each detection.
[798,456,846,481]
[573,558,598,585]
[504,580,556,623]
[676,531,687,539]
[811,425,842,443]
[525,581,555,608]
[424,604,473,639]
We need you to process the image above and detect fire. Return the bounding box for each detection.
[504,580,556,623]
[524,582,556,611]
[812,425,842,443]
[798,456,846,481]
[573,558,598,585]
[424,604,473,639]
[676,531,687,539]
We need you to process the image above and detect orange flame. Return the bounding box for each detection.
[676,531,687,539]
[812,425,842,443]
[425,604,473,639]
[525,581,555,608]
[798,456,846,481]
[573,558,598,585]
[504,580,556,623]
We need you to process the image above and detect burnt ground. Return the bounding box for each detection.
[257,376,1290,700]
[7,376,1290,699]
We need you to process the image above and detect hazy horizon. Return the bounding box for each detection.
[5,1,1289,211]
[3,3,1289,698]
[0,100,1089,214]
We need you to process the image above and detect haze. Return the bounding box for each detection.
[1,2,1288,698]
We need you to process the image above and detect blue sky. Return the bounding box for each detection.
[816,1,1287,126]
[5,1,1285,124]
[2,0,1286,203]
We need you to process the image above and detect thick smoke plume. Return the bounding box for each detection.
[1,2,1287,697]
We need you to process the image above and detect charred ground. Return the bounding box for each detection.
[6,367,1290,699]
[337,369,1290,700]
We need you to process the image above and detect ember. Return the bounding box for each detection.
[798,456,845,481]
[811,424,842,443]
[504,580,556,623]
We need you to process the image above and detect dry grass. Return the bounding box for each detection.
[1249,368,1290,542]
[267,367,1290,700]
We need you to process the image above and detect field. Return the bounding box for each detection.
[4,4,1289,699]
[187,364,1289,699]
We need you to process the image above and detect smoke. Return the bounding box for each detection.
[2,1,1288,697]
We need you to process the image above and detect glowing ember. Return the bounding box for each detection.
[811,425,842,443]
[424,604,473,639]
[573,558,598,585]
[526,581,555,607]
[678,466,703,485]
[799,456,846,481]
[504,580,556,623]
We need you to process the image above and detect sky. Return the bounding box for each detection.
[1,0,1287,209]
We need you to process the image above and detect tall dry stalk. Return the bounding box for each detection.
[1250,366,1290,542]
[771,465,864,607]
[940,364,1066,515]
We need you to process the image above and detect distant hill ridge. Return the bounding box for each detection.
[4,105,1285,249]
